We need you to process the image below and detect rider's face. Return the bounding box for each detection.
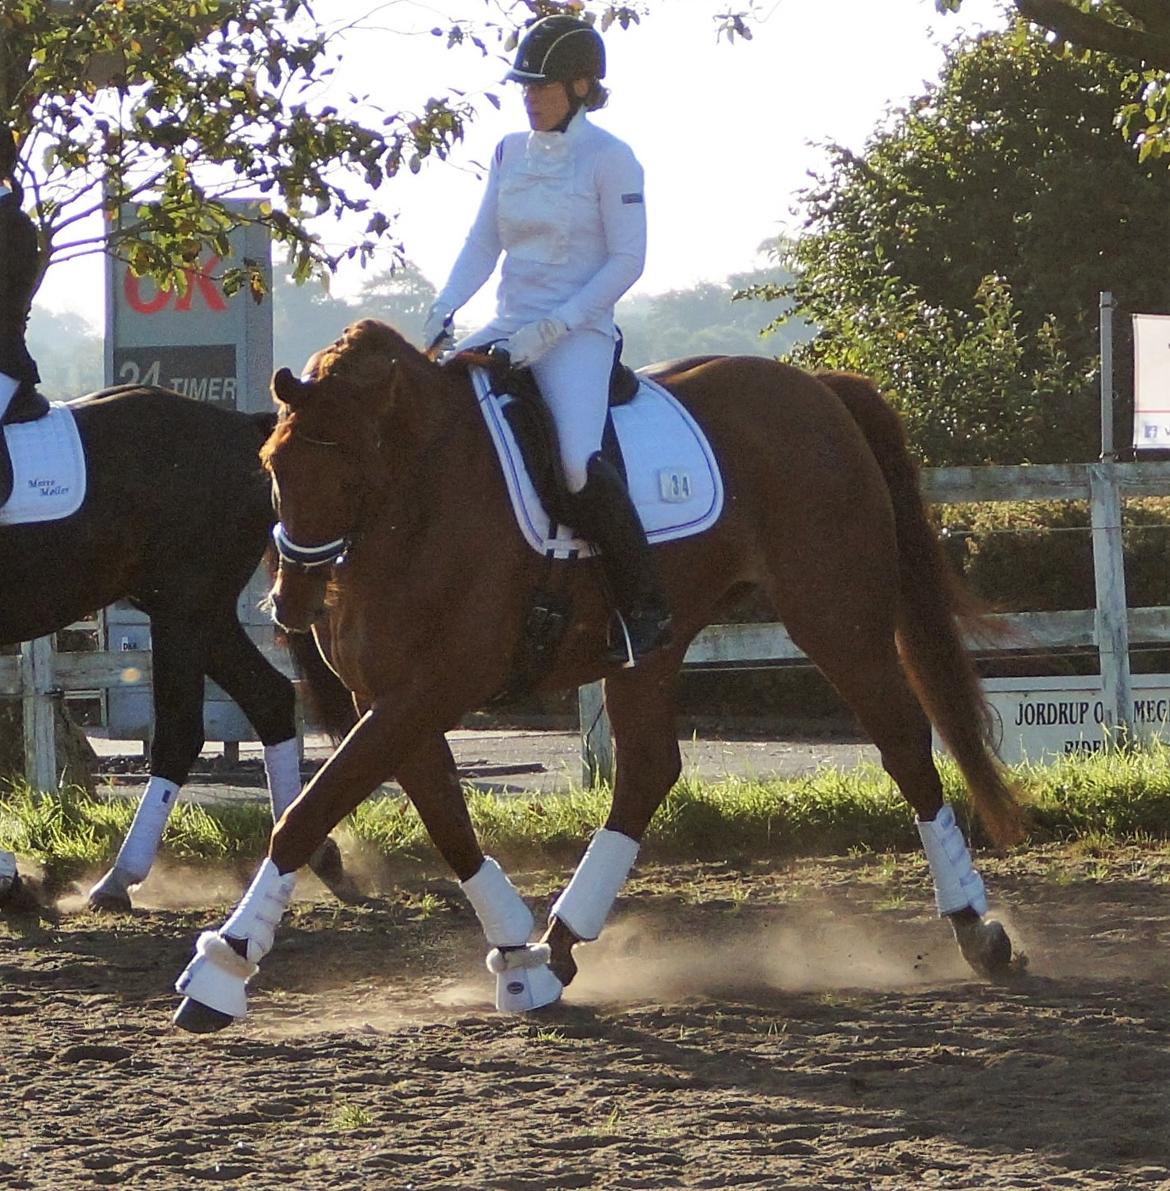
[523,79,586,131]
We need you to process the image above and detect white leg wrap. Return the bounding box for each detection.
[264,738,301,821]
[0,850,17,898]
[917,803,989,916]
[461,857,562,1012]
[460,856,534,946]
[551,828,639,941]
[110,776,180,884]
[220,857,297,964]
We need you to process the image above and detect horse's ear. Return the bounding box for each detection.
[272,367,308,408]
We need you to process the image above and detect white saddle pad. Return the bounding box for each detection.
[472,368,724,558]
[0,403,86,526]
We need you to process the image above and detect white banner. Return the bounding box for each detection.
[1133,313,1170,450]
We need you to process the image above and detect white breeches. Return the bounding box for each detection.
[462,326,615,493]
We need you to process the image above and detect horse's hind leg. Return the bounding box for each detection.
[88,614,209,911]
[785,615,1011,978]
[541,657,684,988]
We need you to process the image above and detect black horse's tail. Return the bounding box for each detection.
[817,371,1026,847]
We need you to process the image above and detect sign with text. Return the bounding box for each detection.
[111,344,238,408]
[103,202,274,743]
[1132,313,1170,450]
[935,675,1170,765]
[104,202,272,415]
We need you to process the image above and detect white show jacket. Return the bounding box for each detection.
[438,109,647,339]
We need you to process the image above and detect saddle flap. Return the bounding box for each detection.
[471,368,724,559]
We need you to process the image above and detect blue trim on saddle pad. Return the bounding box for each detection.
[470,368,724,560]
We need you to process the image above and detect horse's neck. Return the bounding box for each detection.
[380,369,484,516]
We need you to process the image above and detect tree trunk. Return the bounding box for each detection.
[0,699,98,793]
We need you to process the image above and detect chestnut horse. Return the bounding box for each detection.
[172,319,1024,1033]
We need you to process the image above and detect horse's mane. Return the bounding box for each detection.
[315,318,434,390]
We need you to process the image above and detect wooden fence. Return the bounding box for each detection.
[6,459,1170,791]
[578,459,1170,783]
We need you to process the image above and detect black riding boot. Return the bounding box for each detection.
[572,453,673,666]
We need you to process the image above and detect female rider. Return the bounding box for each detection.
[423,14,672,666]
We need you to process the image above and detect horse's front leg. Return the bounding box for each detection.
[541,662,683,988]
[172,701,404,1033]
[397,734,562,1013]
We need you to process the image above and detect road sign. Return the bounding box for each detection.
[104,204,272,414]
[102,203,276,743]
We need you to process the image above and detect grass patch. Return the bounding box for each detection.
[6,744,1170,885]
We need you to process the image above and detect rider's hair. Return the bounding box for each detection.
[581,80,609,111]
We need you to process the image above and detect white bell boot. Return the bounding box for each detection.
[461,856,562,1013]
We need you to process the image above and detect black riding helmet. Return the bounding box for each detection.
[507,15,605,85]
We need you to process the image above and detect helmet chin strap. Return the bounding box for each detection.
[551,83,585,132]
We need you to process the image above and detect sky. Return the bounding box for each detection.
[31,0,1008,332]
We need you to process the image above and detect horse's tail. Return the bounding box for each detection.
[818,371,1025,847]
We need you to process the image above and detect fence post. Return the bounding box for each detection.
[1089,463,1132,745]
[578,680,614,787]
[1099,291,1115,461]
[21,636,58,790]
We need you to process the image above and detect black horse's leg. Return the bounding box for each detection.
[89,615,209,912]
[541,655,684,988]
[201,610,350,893]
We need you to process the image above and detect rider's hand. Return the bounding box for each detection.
[422,304,455,354]
[505,317,569,367]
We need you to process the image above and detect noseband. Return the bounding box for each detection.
[272,522,350,572]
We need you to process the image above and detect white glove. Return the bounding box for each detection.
[506,317,569,367]
[422,304,455,353]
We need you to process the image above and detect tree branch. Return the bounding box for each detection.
[1015,0,1170,67]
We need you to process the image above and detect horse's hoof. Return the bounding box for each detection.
[307,838,364,904]
[87,869,135,913]
[547,948,578,989]
[173,997,235,1034]
[541,918,579,989]
[949,909,1014,980]
[308,837,343,885]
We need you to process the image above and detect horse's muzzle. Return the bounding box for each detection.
[269,570,326,634]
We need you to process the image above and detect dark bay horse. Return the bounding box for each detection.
[172,319,1025,1032]
[0,384,353,912]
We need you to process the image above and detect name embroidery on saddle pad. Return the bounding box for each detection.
[471,368,724,558]
[0,403,87,526]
